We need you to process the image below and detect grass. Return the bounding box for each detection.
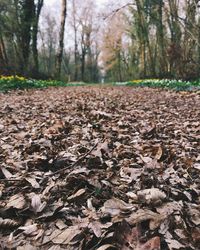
[0,76,86,91]
[1,76,200,92]
[114,79,200,91]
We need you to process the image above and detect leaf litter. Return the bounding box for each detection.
[0,86,200,249]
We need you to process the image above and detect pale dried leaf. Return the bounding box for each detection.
[56,220,67,230]
[137,188,166,205]
[96,245,114,250]
[101,198,133,216]
[19,224,38,236]
[126,192,138,201]
[0,218,20,229]
[137,236,161,250]
[17,244,38,250]
[31,194,46,214]
[127,209,160,226]
[50,226,82,244]
[25,176,40,188]
[89,221,102,238]
[1,167,13,179]
[6,193,26,209]
[155,146,163,160]
[194,163,200,171]
[67,189,86,201]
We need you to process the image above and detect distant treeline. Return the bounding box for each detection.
[0,0,200,82]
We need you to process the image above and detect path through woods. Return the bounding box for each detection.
[0,87,200,249]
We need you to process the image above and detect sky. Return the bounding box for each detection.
[45,0,108,7]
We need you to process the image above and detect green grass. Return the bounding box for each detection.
[0,76,86,91]
[114,79,200,91]
[1,76,200,92]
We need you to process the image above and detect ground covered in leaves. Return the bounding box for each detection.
[0,86,200,250]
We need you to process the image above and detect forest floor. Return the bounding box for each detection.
[0,86,200,250]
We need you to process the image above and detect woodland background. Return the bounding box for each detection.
[0,0,200,82]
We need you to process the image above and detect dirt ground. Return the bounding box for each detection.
[0,86,200,249]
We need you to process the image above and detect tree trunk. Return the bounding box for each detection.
[72,0,78,81]
[0,34,8,71]
[20,0,35,75]
[156,0,167,76]
[56,0,67,79]
[32,0,44,75]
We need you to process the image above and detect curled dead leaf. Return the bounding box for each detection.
[67,188,86,201]
[138,236,161,250]
[127,209,166,230]
[19,224,38,236]
[25,176,40,189]
[101,198,133,216]
[6,193,26,209]
[96,245,115,250]
[137,188,166,205]
[50,226,82,245]
[31,194,46,214]
[1,167,13,179]
[0,218,20,229]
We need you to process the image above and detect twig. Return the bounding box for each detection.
[48,139,102,177]
[103,3,135,20]
[0,178,21,182]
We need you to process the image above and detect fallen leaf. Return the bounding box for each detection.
[25,176,40,189]
[67,189,86,201]
[31,194,46,214]
[50,226,82,244]
[137,188,166,205]
[6,193,26,209]
[101,198,133,216]
[1,167,13,179]
[0,218,20,229]
[96,245,115,250]
[137,236,161,250]
[19,224,38,236]
[127,209,166,230]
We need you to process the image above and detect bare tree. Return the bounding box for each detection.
[32,0,44,75]
[56,0,67,79]
[71,0,79,81]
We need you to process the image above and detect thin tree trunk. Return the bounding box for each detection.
[72,0,78,81]
[32,0,44,75]
[156,0,166,76]
[74,28,78,81]
[56,0,67,79]
[0,34,8,69]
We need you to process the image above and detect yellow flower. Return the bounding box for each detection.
[0,75,26,81]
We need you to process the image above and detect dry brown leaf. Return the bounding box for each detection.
[137,188,166,205]
[50,226,82,244]
[31,194,46,214]
[96,245,115,250]
[137,236,161,250]
[1,167,13,179]
[194,163,200,171]
[155,146,163,160]
[6,193,26,209]
[25,176,40,189]
[47,246,61,250]
[19,224,38,236]
[187,204,200,225]
[126,192,138,202]
[127,209,166,230]
[101,198,133,216]
[17,244,38,250]
[0,218,20,229]
[67,188,86,201]
[55,220,67,230]
[192,228,200,244]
